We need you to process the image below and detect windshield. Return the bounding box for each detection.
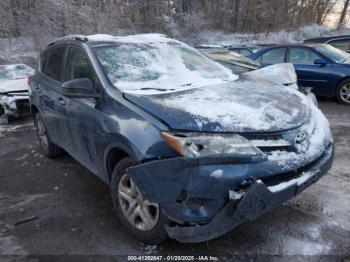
[314,44,350,63]
[95,41,235,93]
[0,65,34,81]
[219,62,255,74]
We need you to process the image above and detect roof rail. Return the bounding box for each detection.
[48,35,88,46]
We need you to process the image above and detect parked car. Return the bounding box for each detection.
[249,44,350,105]
[30,34,334,244]
[202,49,317,104]
[196,44,260,57]
[304,35,350,53]
[201,49,261,74]
[0,64,34,124]
[224,45,259,56]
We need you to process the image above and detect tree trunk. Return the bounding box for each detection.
[338,0,350,30]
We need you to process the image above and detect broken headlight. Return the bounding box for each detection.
[161,132,263,157]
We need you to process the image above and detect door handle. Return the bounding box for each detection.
[35,87,41,94]
[57,97,66,105]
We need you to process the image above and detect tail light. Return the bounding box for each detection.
[28,75,33,86]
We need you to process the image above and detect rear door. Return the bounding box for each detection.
[287,47,333,96]
[37,45,67,146]
[259,47,287,67]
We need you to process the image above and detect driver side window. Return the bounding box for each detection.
[66,47,98,90]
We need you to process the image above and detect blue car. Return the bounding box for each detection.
[249,44,350,105]
[29,34,333,244]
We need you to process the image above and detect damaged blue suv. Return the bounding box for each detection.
[29,34,334,244]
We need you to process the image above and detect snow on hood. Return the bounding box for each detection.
[0,64,33,93]
[125,79,309,133]
[0,78,29,93]
[243,63,297,86]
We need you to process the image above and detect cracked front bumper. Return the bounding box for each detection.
[127,143,334,243]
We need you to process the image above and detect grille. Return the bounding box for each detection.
[242,133,295,154]
[259,151,326,187]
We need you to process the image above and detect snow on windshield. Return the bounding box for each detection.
[94,37,237,93]
[0,64,34,81]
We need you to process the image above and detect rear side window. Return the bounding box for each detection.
[329,39,350,51]
[42,46,65,81]
[238,49,252,56]
[261,48,286,64]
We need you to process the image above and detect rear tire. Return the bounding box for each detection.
[34,113,63,158]
[336,79,350,105]
[110,157,169,244]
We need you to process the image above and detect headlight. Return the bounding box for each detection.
[161,132,263,157]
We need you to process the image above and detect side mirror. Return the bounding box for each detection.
[314,59,327,66]
[62,78,100,98]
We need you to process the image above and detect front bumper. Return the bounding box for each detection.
[0,93,30,119]
[127,143,334,243]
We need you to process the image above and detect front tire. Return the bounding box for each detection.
[110,157,168,244]
[336,79,350,105]
[34,113,63,158]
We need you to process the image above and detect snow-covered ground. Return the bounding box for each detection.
[1,24,350,66]
[197,24,350,45]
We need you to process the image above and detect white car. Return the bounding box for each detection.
[0,64,34,124]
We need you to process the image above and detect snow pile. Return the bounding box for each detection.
[95,36,236,93]
[244,63,297,87]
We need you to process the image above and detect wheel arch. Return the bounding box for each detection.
[104,140,141,183]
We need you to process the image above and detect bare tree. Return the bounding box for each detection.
[338,0,350,29]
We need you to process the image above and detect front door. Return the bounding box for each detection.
[63,46,104,173]
[288,47,332,96]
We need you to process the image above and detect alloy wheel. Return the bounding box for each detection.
[340,83,350,104]
[118,174,159,231]
[36,117,48,149]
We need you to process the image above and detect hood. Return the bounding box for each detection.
[124,79,309,133]
[243,63,297,86]
[0,78,29,94]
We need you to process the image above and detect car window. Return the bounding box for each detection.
[314,44,350,63]
[261,48,286,64]
[43,46,65,81]
[219,61,253,74]
[329,39,350,51]
[66,47,97,85]
[289,47,321,65]
[238,49,252,56]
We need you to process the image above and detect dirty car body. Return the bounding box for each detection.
[0,64,34,123]
[30,34,334,243]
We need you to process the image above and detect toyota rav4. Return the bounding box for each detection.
[29,34,334,244]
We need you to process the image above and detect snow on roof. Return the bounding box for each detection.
[87,33,173,44]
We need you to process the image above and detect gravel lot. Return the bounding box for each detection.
[0,100,349,260]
